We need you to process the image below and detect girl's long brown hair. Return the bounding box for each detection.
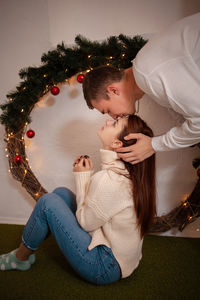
[118,115,156,238]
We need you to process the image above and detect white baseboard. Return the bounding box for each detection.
[0,216,28,225]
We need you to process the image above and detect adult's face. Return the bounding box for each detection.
[91,80,135,119]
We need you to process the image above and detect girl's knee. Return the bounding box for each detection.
[53,187,70,196]
[53,187,76,213]
[38,192,61,210]
[53,187,76,202]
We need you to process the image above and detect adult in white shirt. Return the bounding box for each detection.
[83,13,200,164]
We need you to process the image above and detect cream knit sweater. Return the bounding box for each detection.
[73,149,143,278]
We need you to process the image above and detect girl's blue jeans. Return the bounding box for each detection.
[22,187,121,285]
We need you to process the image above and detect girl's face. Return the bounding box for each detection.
[97,117,128,150]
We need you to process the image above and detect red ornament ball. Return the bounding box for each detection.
[51,86,60,95]
[26,129,35,138]
[197,168,200,177]
[77,74,85,83]
[14,155,23,165]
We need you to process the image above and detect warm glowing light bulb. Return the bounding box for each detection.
[21,109,24,113]
[183,194,189,201]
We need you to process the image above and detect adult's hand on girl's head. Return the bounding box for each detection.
[116,133,155,165]
[73,156,94,172]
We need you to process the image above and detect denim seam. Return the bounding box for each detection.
[94,248,121,282]
[102,247,121,271]
[22,216,38,250]
[94,261,120,283]
[22,236,38,251]
[22,199,49,250]
[44,206,101,267]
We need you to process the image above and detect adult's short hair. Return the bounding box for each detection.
[82,65,125,109]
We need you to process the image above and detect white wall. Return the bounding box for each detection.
[0,0,200,237]
[48,0,200,43]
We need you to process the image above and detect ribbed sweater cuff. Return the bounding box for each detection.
[73,171,93,204]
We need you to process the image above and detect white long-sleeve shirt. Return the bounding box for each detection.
[73,149,143,278]
[133,13,200,152]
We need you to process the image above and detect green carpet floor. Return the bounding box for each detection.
[0,224,199,300]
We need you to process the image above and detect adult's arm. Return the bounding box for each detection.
[129,13,200,158]
[152,116,200,152]
[116,116,200,165]
[121,57,200,162]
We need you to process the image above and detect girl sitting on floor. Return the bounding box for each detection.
[0,115,156,285]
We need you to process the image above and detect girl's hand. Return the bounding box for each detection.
[73,155,94,172]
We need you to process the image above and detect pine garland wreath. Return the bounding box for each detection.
[0,34,199,232]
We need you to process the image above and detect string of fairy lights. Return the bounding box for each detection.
[1,34,199,232]
[5,124,46,200]
[3,72,90,200]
